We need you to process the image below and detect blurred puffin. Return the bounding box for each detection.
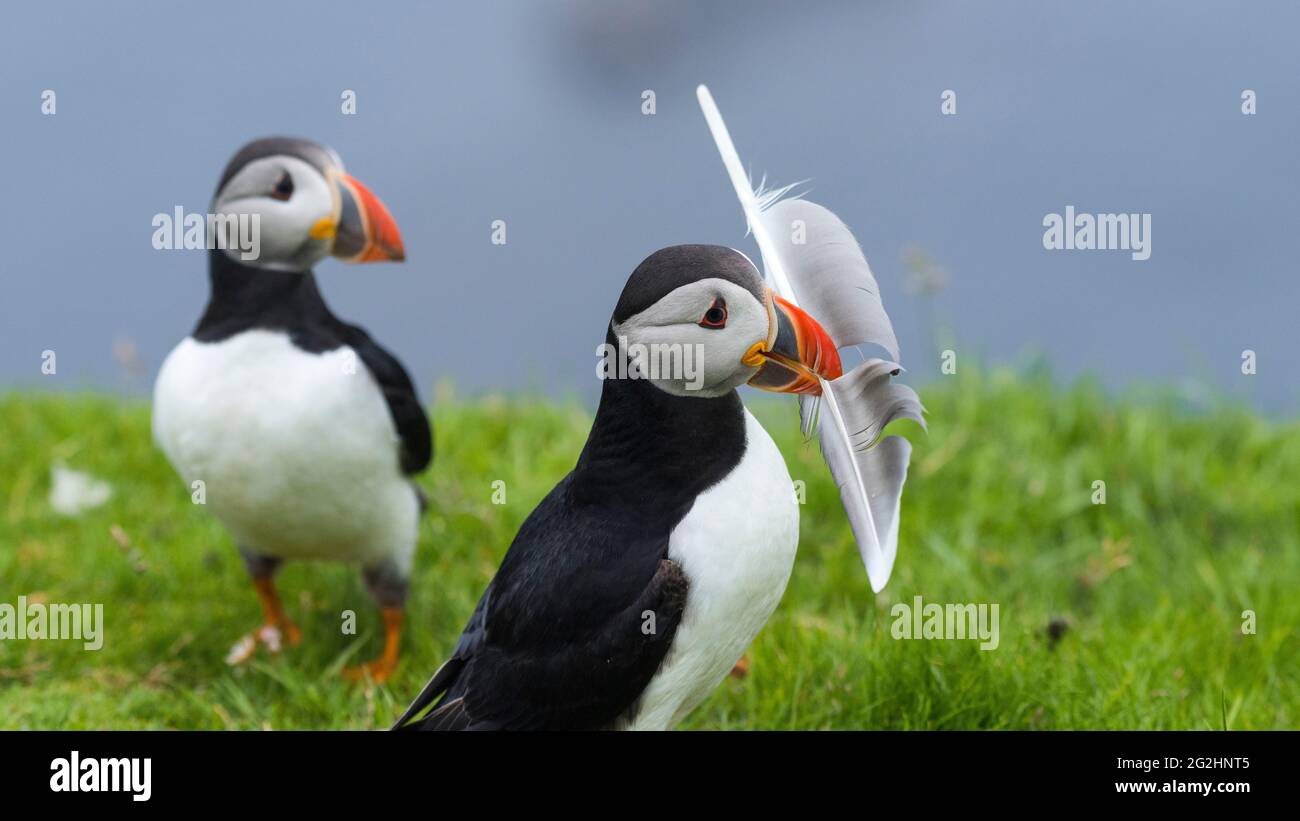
[395,244,839,729]
[153,137,429,683]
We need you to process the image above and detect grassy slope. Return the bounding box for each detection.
[1,370,1297,730]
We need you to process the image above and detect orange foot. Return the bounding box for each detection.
[730,655,750,679]
[226,577,301,665]
[343,607,403,685]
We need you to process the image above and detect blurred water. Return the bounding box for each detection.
[1,0,1295,412]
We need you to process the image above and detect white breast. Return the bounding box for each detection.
[620,407,799,730]
[152,330,418,570]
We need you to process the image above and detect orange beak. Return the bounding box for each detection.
[745,292,842,395]
[330,173,405,262]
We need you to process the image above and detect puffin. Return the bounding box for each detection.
[394,244,840,730]
[153,137,429,683]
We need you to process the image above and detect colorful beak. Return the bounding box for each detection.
[745,292,843,395]
[329,173,405,262]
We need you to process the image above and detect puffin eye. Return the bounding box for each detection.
[270,171,294,201]
[699,297,727,329]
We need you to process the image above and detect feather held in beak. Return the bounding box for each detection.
[696,84,926,593]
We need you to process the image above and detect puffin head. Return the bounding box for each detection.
[211,136,404,272]
[610,245,842,398]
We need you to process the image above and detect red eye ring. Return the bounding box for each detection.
[699,297,727,329]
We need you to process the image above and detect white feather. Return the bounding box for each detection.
[696,84,923,592]
[48,465,112,516]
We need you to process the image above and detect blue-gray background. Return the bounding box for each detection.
[2,1,1296,411]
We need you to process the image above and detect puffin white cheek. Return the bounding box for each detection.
[239,207,292,262]
[609,281,771,396]
[606,324,704,394]
[693,332,751,390]
[710,305,770,383]
[247,200,330,265]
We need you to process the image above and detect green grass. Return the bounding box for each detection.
[1,369,1297,730]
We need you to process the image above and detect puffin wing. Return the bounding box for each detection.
[391,587,491,730]
[393,476,688,731]
[338,323,433,475]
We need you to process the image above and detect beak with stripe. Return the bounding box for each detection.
[312,171,406,263]
[744,291,842,395]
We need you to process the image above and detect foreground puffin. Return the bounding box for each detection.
[153,137,429,683]
[395,244,839,730]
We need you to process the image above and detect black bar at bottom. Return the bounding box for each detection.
[1,730,1282,807]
